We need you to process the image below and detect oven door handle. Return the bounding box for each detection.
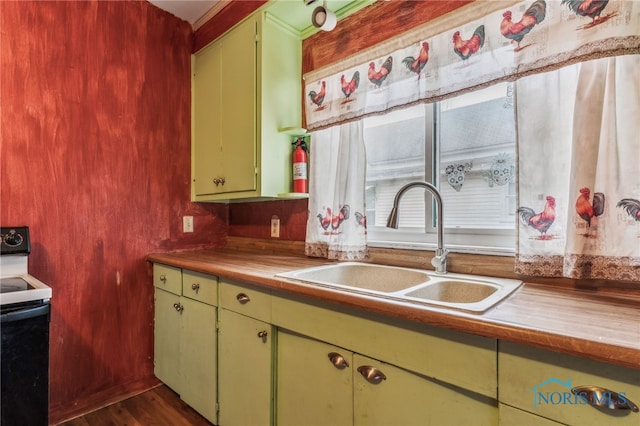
[1,304,50,323]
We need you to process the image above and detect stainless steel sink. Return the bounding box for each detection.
[276,262,522,313]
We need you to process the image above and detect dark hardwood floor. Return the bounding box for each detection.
[58,385,214,426]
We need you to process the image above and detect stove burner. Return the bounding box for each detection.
[0,277,34,293]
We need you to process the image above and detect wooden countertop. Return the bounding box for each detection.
[147,248,640,370]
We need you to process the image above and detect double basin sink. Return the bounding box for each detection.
[276,262,522,313]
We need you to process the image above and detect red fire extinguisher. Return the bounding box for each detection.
[292,137,308,193]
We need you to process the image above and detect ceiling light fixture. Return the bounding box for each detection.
[311,0,337,32]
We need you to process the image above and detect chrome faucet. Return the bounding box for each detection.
[386,181,449,274]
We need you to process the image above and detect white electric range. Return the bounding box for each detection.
[0,226,52,425]
[0,226,52,305]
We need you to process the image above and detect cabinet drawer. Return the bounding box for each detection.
[220,279,271,322]
[153,264,182,295]
[272,293,496,398]
[498,341,640,425]
[182,270,218,306]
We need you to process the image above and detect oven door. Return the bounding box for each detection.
[1,300,50,426]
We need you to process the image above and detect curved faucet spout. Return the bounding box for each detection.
[386,181,448,273]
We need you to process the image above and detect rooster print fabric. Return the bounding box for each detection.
[305,121,368,260]
[304,0,640,131]
[516,55,640,281]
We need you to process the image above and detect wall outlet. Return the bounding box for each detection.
[183,216,194,233]
[270,216,280,238]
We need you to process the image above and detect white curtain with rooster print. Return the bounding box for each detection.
[515,54,640,281]
[305,121,368,260]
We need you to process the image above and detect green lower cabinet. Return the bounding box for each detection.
[179,297,217,423]
[276,330,498,426]
[277,331,353,425]
[498,341,640,426]
[353,354,497,426]
[218,308,273,426]
[154,287,182,392]
[153,265,218,424]
[153,270,639,426]
[154,288,217,423]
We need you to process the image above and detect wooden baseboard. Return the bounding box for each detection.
[51,377,161,425]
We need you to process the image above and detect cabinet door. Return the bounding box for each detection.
[499,341,640,426]
[353,354,498,426]
[499,403,562,425]
[277,331,353,426]
[218,16,257,194]
[154,288,181,393]
[218,309,272,426]
[193,40,223,196]
[179,297,217,424]
[193,16,257,197]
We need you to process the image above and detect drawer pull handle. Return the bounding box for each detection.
[257,330,268,343]
[191,283,200,293]
[328,352,349,370]
[159,275,167,283]
[213,177,226,186]
[237,293,250,304]
[357,366,386,385]
[173,303,184,313]
[571,386,639,412]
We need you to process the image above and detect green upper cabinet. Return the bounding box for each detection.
[192,10,302,202]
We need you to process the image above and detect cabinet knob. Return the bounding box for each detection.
[571,385,639,412]
[159,274,167,283]
[328,352,349,370]
[357,366,386,385]
[257,330,268,343]
[173,303,184,312]
[236,293,250,304]
[191,283,200,293]
[213,177,226,186]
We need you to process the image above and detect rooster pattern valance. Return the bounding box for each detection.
[304,0,640,131]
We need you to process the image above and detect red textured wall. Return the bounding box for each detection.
[0,1,227,422]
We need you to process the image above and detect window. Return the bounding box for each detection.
[363,82,516,255]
